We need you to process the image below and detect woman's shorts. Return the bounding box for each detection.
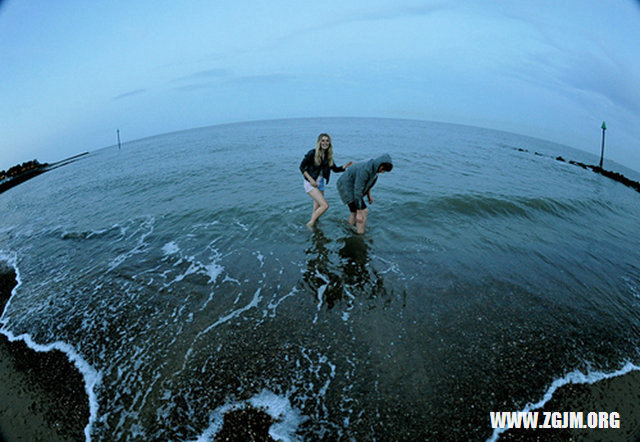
[304,177,325,193]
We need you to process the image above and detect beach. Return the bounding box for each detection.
[3,254,639,442]
[0,118,639,440]
[497,370,640,441]
[0,266,89,441]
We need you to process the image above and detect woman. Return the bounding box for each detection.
[299,133,353,228]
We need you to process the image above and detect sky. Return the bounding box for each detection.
[1,0,640,172]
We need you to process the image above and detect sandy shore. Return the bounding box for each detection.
[0,266,277,442]
[2,264,638,441]
[0,267,89,442]
[496,370,640,441]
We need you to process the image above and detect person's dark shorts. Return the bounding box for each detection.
[348,201,366,213]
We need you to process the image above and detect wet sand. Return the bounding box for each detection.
[498,370,640,441]
[2,264,638,441]
[0,267,89,442]
[0,266,276,442]
[215,407,276,442]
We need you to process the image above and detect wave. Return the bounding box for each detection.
[393,193,611,223]
[60,225,125,241]
[0,250,20,325]
[0,252,100,441]
[487,361,640,441]
[160,240,224,292]
[1,329,101,442]
[192,389,303,442]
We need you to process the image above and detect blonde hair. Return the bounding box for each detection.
[314,133,334,166]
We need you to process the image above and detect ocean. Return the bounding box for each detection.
[0,118,639,441]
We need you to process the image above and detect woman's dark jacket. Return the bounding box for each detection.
[299,149,346,183]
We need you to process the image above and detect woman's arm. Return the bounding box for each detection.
[332,161,353,172]
[303,171,317,187]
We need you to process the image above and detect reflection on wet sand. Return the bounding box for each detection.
[302,228,386,312]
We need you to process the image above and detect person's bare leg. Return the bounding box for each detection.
[307,189,329,228]
[348,212,356,226]
[356,208,368,234]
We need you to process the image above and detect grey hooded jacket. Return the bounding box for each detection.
[337,153,392,210]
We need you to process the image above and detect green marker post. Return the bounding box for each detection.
[599,121,606,168]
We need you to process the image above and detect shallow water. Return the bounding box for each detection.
[1,118,639,440]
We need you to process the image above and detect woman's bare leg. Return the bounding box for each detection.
[307,189,329,228]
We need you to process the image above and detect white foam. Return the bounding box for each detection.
[255,251,265,268]
[177,287,265,376]
[0,252,101,442]
[488,361,640,441]
[205,261,223,284]
[162,241,180,255]
[312,271,329,324]
[249,390,304,441]
[266,286,298,317]
[162,242,224,287]
[171,257,203,283]
[106,216,155,273]
[200,288,262,335]
[1,330,102,442]
[192,389,303,442]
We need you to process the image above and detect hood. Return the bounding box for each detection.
[372,153,393,172]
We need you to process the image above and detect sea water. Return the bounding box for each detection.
[1,118,639,440]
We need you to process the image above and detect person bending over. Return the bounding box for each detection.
[336,154,393,234]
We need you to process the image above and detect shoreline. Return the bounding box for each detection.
[2,267,639,441]
[496,368,640,441]
[0,267,89,442]
[0,265,275,441]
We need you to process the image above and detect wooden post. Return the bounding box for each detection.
[599,121,606,168]
[117,129,122,150]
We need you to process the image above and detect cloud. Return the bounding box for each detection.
[171,68,231,92]
[510,48,640,117]
[338,2,447,23]
[562,52,640,116]
[176,68,230,81]
[113,89,146,100]
[174,71,295,92]
[174,83,217,92]
[228,74,295,85]
[276,2,448,45]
